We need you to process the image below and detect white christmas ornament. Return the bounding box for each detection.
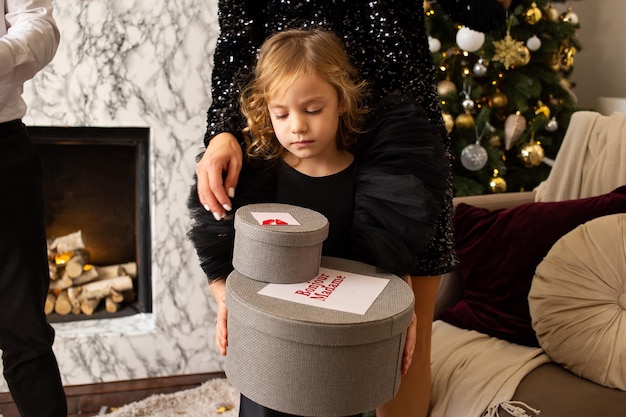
[456,26,485,52]
[428,36,441,53]
[526,35,542,51]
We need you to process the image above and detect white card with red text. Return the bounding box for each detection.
[257,267,389,315]
[251,211,301,226]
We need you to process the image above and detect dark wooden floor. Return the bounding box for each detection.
[0,372,225,417]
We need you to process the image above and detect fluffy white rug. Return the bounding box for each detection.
[103,378,240,417]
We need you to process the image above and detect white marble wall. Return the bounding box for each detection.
[0,0,223,391]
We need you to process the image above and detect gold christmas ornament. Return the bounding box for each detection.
[437,80,457,97]
[504,113,527,150]
[455,113,475,130]
[519,140,545,167]
[493,34,529,69]
[442,112,455,133]
[490,92,508,109]
[489,135,503,148]
[489,175,507,193]
[534,101,551,118]
[560,45,577,71]
[549,52,561,72]
[524,3,543,25]
[545,5,560,22]
[516,45,531,66]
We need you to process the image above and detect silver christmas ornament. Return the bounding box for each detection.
[460,143,488,171]
[545,117,558,132]
[462,97,476,112]
[473,59,488,77]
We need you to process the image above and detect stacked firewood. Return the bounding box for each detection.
[46,230,137,316]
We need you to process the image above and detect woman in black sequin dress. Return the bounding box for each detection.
[194,2,512,416]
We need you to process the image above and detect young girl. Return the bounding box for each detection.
[189,28,448,417]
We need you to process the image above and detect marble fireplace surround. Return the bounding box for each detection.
[0,0,224,391]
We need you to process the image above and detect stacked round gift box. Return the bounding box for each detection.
[225,203,415,417]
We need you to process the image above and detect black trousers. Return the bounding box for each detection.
[0,120,67,416]
[239,394,361,417]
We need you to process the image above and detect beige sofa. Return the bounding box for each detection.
[429,110,626,417]
[430,191,626,417]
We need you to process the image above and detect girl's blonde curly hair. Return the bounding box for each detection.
[240,28,369,161]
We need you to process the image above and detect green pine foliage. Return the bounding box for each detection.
[425,0,583,196]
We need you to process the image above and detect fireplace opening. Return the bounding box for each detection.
[29,126,151,322]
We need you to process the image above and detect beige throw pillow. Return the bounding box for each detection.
[529,213,626,390]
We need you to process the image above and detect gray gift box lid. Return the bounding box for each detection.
[233,203,330,283]
[225,257,415,416]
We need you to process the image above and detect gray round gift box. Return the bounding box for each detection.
[225,256,415,417]
[233,203,330,284]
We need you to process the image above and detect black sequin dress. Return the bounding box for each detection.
[202,1,507,276]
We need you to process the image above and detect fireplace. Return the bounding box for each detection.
[29,126,151,322]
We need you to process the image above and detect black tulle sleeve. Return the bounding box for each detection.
[351,95,449,277]
[187,156,277,283]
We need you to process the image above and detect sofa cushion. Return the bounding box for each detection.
[439,185,626,346]
[529,214,626,390]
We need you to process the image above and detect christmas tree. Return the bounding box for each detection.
[425,0,582,196]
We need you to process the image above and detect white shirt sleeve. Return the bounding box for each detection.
[0,0,61,84]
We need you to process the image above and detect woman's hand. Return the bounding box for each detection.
[196,132,243,221]
[209,280,229,356]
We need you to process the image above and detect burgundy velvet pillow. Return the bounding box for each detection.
[440,186,626,346]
